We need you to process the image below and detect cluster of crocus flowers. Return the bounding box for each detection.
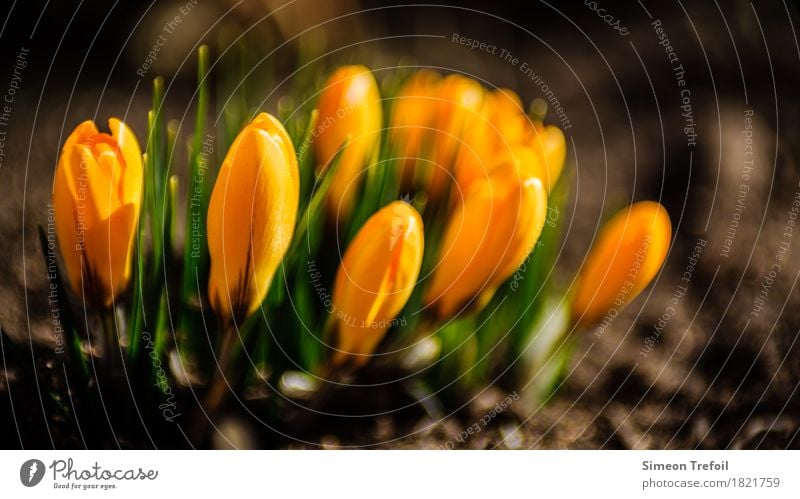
[206,112,300,326]
[53,118,143,308]
[388,73,567,201]
[45,58,680,431]
[571,201,672,326]
[44,50,683,433]
[330,201,424,367]
[384,72,562,320]
[313,65,382,220]
[314,70,566,358]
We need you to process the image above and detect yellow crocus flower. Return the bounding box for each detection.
[571,201,672,326]
[53,118,143,307]
[207,113,299,324]
[314,65,382,219]
[331,201,424,366]
[425,163,548,319]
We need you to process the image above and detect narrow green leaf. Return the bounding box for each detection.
[178,45,214,372]
[127,152,148,365]
[295,109,319,210]
[285,138,347,266]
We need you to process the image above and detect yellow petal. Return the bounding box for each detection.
[63,120,99,150]
[529,124,566,191]
[83,203,137,306]
[108,118,144,206]
[452,99,496,195]
[62,144,113,231]
[250,112,299,179]
[496,175,548,281]
[53,152,82,298]
[490,88,528,146]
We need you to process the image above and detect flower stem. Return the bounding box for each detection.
[102,307,119,375]
[192,323,237,440]
[204,329,235,413]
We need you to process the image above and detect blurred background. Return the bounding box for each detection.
[1,0,799,448]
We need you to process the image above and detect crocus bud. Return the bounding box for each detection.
[207,113,299,324]
[53,118,143,307]
[425,163,548,319]
[571,201,671,326]
[331,201,424,366]
[314,65,382,219]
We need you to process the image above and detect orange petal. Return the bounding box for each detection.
[63,120,99,151]
[83,203,137,306]
[108,118,143,206]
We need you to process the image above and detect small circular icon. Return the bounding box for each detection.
[20,459,45,487]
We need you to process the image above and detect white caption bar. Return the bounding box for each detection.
[1,450,797,497]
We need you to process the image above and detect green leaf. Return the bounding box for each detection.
[295,109,319,210]
[284,137,347,268]
[515,296,573,410]
[177,46,215,370]
[435,317,479,392]
[127,152,148,366]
